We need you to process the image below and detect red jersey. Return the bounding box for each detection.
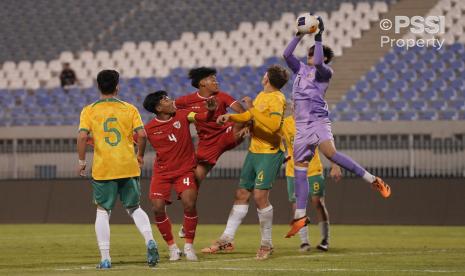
[175,91,236,141]
[145,110,196,176]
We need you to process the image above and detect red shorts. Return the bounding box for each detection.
[196,124,239,166]
[149,171,198,203]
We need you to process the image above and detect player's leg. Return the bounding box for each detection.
[308,174,330,251]
[318,139,391,198]
[201,152,255,254]
[149,176,181,261]
[286,176,310,251]
[176,172,199,261]
[92,179,118,269]
[253,151,284,260]
[194,126,242,184]
[286,136,314,238]
[201,188,251,253]
[120,177,159,266]
[194,162,212,184]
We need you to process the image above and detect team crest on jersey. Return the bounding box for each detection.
[173,121,181,129]
[307,72,314,79]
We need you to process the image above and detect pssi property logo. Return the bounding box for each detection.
[379,16,446,50]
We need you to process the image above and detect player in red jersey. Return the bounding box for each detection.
[143,90,217,261]
[175,67,247,182]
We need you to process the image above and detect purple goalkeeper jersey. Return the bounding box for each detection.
[283,37,333,124]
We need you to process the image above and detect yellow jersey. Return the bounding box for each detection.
[79,98,144,180]
[249,90,286,154]
[282,116,323,177]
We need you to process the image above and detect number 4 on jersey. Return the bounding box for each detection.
[183,177,190,186]
[168,133,177,142]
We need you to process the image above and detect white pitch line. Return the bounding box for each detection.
[53,249,461,272]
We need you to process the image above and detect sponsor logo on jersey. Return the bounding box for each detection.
[173,121,181,129]
[153,131,163,135]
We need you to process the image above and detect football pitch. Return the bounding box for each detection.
[1,224,465,275]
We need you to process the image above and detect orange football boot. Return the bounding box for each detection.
[285,217,310,238]
[372,177,391,198]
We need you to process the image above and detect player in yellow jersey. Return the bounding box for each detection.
[201,65,289,260]
[77,70,159,269]
[282,111,341,252]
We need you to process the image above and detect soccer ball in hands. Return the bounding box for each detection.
[296,13,319,34]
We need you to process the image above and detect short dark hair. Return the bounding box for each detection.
[308,45,335,64]
[97,70,119,95]
[188,67,216,88]
[267,65,289,89]
[143,90,168,114]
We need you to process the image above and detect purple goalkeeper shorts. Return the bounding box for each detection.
[294,118,334,163]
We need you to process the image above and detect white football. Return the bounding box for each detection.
[296,13,319,34]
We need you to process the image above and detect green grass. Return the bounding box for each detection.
[1,224,465,275]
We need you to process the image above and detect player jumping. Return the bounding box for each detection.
[77,70,159,269]
[175,67,247,183]
[282,109,341,251]
[201,65,289,260]
[283,16,391,238]
[142,90,217,261]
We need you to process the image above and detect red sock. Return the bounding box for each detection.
[183,210,198,244]
[155,214,174,245]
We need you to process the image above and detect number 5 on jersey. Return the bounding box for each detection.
[168,133,177,142]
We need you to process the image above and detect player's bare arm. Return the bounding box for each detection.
[330,162,342,182]
[77,130,88,177]
[136,128,147,167]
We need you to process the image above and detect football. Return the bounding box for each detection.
[296,13,319,34]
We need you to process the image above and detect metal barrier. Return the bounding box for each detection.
[0,134,464,179]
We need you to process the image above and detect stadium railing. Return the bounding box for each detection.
[0,134,463,180]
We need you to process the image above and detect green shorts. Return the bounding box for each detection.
[239,151,285,190]
[91,177,141,210]
[286,174,325,202]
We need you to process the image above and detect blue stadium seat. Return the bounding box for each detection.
[412,60,428,73]
[431,79,447,91]
[358,111,378,121]
[370,100,389,111]
[380,109,397,121]
[383,90,398,101]
[423,89,438,100]
[418,110,437,120]
[422,69,436,80]
[450,59,465,71]
[429,100,446,110]
[412,79,427,92]
[449,98,465,111]
[363,90,379,101]
[391,100,407,111]
[398,110,416,121]
[339,111,358,121]
[375,62,388,73]
[442,90,457,101]
[410,100,426,111]
[400,89,418,100]
[335,101,350,112]
[373,79,389,93]
[353,99,369,111]
[344,89,360,101]
[432,60,446,72]
[365,71,379,83]
[438,110,457,120]
[392,80,408,91]
[355,80,369,93]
